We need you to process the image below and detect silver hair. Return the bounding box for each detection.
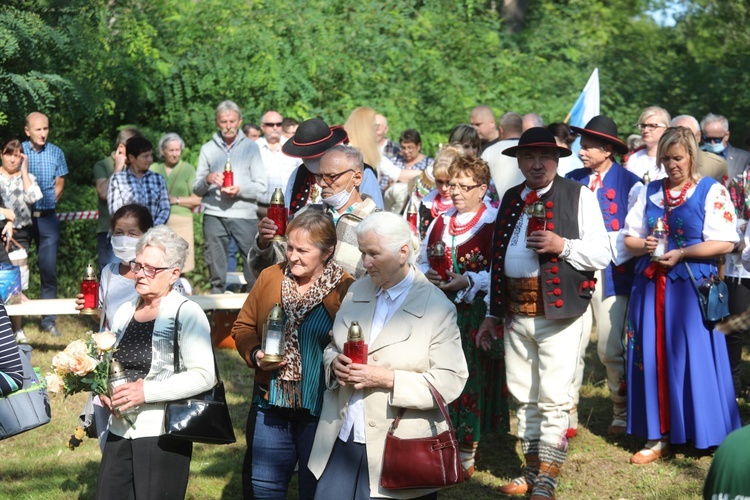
[158,133,185,158]
[523,113,545,128]
[322,144,364,171]
[670,115,700,131]
[215,100,242,120]
[355,212,420,266]
[700,113,729,133]
[136,225,189,270]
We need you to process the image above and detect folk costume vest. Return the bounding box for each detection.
[427,209,494,279]
[567,162,641,296]
[490,176,595,320]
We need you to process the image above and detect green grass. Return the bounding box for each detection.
[2,316,749,499]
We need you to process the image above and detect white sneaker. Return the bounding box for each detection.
[15,329,29,344]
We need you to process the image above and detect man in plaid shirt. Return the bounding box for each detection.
[107,137,170,226]
[22,112,68,337]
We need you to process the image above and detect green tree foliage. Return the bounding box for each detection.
[1,0,748,298]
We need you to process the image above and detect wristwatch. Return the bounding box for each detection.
[175,198,180,206]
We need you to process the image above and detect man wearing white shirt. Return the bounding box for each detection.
[566,116,643,437]
[255,110,302,218]
[477,128,610,499]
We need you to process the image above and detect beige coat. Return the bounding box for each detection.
[307,269,468,499]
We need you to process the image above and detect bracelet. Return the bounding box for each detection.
[679,248,685,261]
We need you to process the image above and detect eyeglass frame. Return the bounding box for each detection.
[635,123,667,131]
[262,122,283,128]
[702,135,726,144]
[129,261,172,278]
[313,169,354,185]
[447,182,483,193]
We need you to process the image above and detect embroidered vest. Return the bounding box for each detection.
[490,176,595,320]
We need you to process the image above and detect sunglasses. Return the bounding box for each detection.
[263,122,283,128]
[702,135,725,144]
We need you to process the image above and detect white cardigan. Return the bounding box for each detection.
[108,290,216,439]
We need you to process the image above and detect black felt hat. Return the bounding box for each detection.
[571,115,629,155]
[502,127,573,157]
[282,118,348,159]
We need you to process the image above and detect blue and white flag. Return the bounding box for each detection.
[567,68,600,155]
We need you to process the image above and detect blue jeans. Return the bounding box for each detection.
[31,213,59,329]
[245,406,319,500]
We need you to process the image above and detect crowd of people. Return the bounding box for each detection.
[3,101,750,499]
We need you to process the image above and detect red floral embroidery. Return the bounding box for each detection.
[609,203,618,214]
[610,219,620,231]
[606,189,616,200]
[724,211,734,222]
[714,201,724,210]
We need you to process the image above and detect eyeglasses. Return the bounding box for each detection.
[635,123,666,131]
[262,122,283,128]
[129,261,171,278]
[313,169,354,185]
[702,135,725,144]
[447,183,482,192]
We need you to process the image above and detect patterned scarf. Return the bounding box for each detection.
[273,259,344,408]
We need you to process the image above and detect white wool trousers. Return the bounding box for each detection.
[505,314,586,447]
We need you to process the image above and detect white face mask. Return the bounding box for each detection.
[111,235,139,264]
[321,175,354,211]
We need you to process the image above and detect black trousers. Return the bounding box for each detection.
[95,433,192,500]
[725,278,750,395]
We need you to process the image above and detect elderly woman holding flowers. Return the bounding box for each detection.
[94,226,215,499]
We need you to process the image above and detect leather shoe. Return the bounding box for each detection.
[45,325,62,338]
[498,479,530,495]
[630,441,670,464]
[463,465,475,479]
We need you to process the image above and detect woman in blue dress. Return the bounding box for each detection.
[623,126,741,464]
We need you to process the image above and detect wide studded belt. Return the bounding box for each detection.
[506,276,544,316]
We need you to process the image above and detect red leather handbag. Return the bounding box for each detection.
[380,381,464,489]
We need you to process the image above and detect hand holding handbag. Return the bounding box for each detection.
[162,301,236,444]
[380,380,463,489]
[684,262,729,322]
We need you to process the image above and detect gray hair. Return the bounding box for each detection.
[136,225,189,270]
[499,112,523,135]
[700,113,729,133]
[355,212,420,266]
[215,100,242,120]
[322,144,364,171]
[113,127,143,150]
[523,113,545,128]
[670,115,699,131]
[158,133,185,157]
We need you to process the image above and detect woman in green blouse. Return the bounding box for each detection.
[150,133,201,273]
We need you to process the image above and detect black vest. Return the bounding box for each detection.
[490,176,596,320]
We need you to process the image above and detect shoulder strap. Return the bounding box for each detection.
[171,299,221,384]
[387,380,456,435]
[166,160,185,196]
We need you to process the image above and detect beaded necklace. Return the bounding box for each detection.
[448,203,487,236]
[663,179,692,213]
[431,195,453,218]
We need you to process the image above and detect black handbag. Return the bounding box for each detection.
[684,262,729,322]
[0,344,51,440]
[163,301,236,444]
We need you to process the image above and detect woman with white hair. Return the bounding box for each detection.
[150,133,201,273]
[95,226,215,498]
[625,106,671,181]
[308,212,468,500]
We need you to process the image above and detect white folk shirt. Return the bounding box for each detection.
[256,136,302,205]
[338,267,415,444]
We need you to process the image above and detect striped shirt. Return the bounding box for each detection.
[260,304,333,417]
[108,168,170,225]
[22,141,68,211]
[0,305,23,396]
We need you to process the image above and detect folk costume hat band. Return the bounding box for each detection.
[502,127,573,158]
[282,118,348,159]
[570,115,629,155]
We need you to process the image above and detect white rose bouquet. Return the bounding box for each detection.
[46,331,117,397]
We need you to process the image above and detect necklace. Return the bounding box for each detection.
[663,179,692,211]
[431,196,453,218]
[449,204,487,236]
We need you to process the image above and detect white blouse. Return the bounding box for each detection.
[623,178,739,244]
